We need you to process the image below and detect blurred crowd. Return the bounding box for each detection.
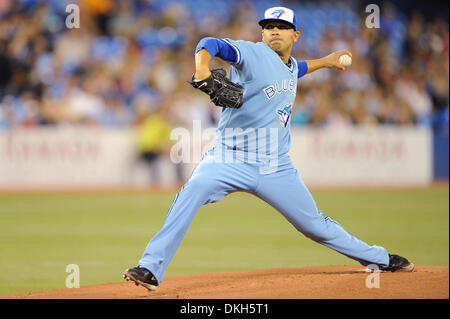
[0,0,449,132]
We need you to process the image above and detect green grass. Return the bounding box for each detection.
[0,187,448,295]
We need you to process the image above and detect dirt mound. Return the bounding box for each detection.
[2,265,448,299]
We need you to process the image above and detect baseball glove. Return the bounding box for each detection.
[190,69,243,109]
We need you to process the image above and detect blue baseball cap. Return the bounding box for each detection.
[258,7,298,31]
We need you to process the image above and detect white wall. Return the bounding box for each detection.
[0,126,433,189]
[289,126,432,187]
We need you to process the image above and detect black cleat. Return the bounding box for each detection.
[381,254,415,272]
[123,267,159,291]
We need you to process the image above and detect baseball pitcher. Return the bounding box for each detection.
[123,6,414,291]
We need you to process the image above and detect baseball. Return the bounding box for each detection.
[338,54,352,67]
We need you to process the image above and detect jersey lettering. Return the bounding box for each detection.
[263,79,295,100]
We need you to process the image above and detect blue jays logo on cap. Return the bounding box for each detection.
[271,9,285,19]
[277,103,292,128]
[258,6,298,31]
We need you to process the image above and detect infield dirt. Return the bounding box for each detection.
[2,265,448,299]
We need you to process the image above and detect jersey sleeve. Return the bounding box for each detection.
[296,60,308,78]
[195,37,241,65]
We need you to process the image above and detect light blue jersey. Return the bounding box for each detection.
[216,39,299,159]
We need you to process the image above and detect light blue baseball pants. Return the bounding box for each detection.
[138,147,389,284]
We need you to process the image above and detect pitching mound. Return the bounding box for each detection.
[2,265,448,299]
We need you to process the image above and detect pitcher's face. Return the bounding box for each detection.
[261,22,300,56]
